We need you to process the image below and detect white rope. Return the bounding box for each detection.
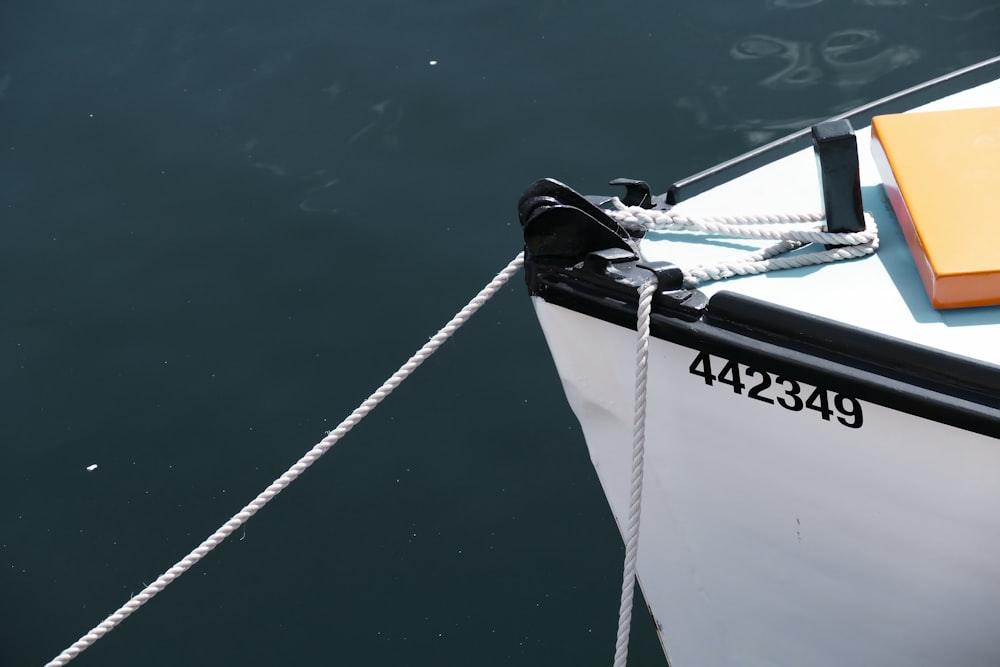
[683,228,876,285]
[45,251,526,667]
[612,279,657,667]
[606,199,879,288]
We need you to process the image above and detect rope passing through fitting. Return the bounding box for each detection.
[612,278,657,667]
[606,199,879,288]
[44,251,526,667]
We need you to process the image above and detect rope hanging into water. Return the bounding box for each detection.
[607,199,879,288]
[612,279,657,667]
[608,197,878,662]
[45,251,526,667]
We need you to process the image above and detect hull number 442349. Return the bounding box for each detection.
[688,351,863,429]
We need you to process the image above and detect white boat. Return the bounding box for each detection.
[518,56,1000,667]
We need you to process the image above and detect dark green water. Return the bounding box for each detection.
[2,1,997,665]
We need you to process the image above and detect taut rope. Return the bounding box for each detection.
[45,252,525,666]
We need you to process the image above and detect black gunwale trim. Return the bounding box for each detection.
[706,292,1000,407]
[531,274,1000,439]
[667,55,1000,203]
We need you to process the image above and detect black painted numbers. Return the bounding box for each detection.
[687,351,863,428]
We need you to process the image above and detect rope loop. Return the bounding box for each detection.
[606,199,879,288]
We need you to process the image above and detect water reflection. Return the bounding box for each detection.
[298,172,341,214]
[731,35,822,90]
[767,0,911,5]
[822,29,919,88]
[680,17,923,146]
[765,0,824,8]
[675,92,839,146]
[732,29,917,92]
[227,75,402,216]
[938,3,999,21]
[348,98,404,147]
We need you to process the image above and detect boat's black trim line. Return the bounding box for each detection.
[667,54,1000,204]
[520,56,1000,440]
[528,253,1000,439]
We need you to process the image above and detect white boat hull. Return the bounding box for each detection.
[535,298,1000,667]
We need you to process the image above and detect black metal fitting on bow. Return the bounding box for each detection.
[518,178,637,263]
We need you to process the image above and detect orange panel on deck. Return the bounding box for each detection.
[871,106,1000,309]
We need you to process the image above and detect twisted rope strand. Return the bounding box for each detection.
[606,200,879,288]
[612,279,657,667]
[45,251,526,667]
[609,204,875,246]
[607,198,827,228]
[684,232,878,287]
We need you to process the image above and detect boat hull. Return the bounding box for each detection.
[535,297,1000,667]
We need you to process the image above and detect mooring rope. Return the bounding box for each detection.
[612,278,657,667]
[45,251,526,667]
[606,199,879,288]
[607,197,879,664]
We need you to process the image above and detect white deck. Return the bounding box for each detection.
[639,78,1000,367]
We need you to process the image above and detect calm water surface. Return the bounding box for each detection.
[2,1,998,665]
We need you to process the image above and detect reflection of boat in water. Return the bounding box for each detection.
[518,55,1000,666]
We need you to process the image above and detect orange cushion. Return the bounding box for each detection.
[871,107,1000,308]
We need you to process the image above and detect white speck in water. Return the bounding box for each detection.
[429,60,438,66]
[86,464,98,471]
